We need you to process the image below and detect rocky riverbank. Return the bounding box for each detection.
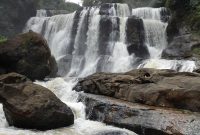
[74,68,200,134]
[78,93,200,135]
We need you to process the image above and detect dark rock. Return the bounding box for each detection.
[74,68,200,112]
[79,93,200,135]
[99,16,120,55]
[126,16,150,59]
[162,34,200,59]
[0,0,37,38]
[99,3,114,16]
[46,10,71,16]
[194,68,200,73]
[94,131,129,135]
[0,73,74,130]
[68,10,82,54]
[0,31,57,80]
[48,56,58,77]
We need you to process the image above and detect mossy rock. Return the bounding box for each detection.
[192,46,200,57]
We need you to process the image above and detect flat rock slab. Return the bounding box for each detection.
[74,68,200,112]
[78,93,200,135]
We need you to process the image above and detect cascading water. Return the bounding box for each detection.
[0,3,197,135]
[132,7,196,70]
[132,7,168,58]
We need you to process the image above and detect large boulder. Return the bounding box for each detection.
[0,73,74,130]
[162,34,200,59]
[126,16,150,59]
[0,31,57,80]
[74,68,200,112]
[79,93,200,135]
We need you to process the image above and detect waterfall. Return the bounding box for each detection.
[67,8,89,77]
[116,3,131,17]
[132,7,164,20]
[132,7,168,58]
[110,17,134,72]
[23,4,197,74]
[79,7,101,77]
[132,7,196,71]
[36,9,47,17]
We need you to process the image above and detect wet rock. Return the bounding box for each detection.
[46,10,71,16]
[126,16,150,59]
[94,130,129,135]
[162,34,200,59]
[0,31,57,80]
[99,16,120,55]
[99,3,114,16]
[79,93,200,135]
[74,68,200,112]
[0,73,74,130]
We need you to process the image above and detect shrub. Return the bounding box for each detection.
[0,35,7,43]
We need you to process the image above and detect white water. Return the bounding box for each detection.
[116,4,131,17]
[79,7,101,77]
[110,17,135,73]
[36,9,47,17]
[132,7,196,70]
[132,7,168,58]
[0,77,136,135]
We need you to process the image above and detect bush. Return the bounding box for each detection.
[0,35,7,43]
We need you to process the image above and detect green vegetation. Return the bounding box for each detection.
[192,47,200,56]
[165,0,200,36]
[189,4,200,34]
[0,35,7,43]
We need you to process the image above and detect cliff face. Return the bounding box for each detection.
[0,0,37,38]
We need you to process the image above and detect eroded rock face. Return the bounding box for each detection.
[74,68,200,112]
[162,34,200,59]
[0,73,74,130]
[79,93,200,135]
[0,31,57,80]
[126,16,149,59]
